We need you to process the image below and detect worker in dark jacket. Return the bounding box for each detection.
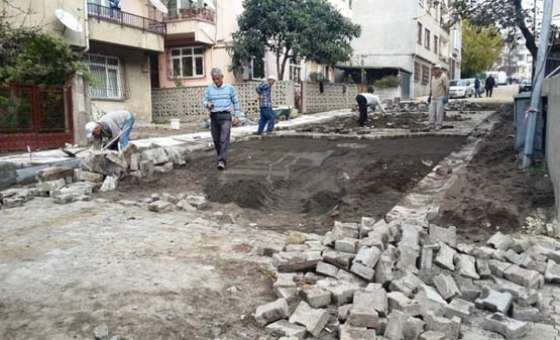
[485,75,496,97]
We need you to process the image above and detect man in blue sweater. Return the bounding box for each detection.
[203,68,241,170]
[255,75,276,135]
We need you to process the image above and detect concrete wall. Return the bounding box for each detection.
[543,76,560,220]
[2,0,87,48]
[152,81,295,123]
[88,20,164,52]
[302,82,358,114]
[89,43,153,123]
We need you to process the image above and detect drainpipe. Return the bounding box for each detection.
[83,0,90,52]
[521,0,553,169]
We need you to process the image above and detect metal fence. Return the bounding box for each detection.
[87,3,166,35]
[0,84,73,151]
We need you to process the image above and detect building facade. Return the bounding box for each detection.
[337,0,461,98]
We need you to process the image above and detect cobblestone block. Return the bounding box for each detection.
[476,259,492,279]
[384,310,407,340]
[419,331,446,340]
[488,259,512,278]
[475,289,513,314]
[397,246,420,273]
[375,255,396,284]
[255,298,289,326]
[503,265,544,289]
[387,291,422,316]
[336,238,360,254]
[403,316,425,340]
[429,225,457,247]
[273,251,320,272]
[316,261,339,278]
[266,320,306,339]
[481,313,529,339]
[493,278,539,306]
[302,287,331,308]
[351,261,375,280]
[354,246,382,268]
[545,260,560,283]
[389,272,424,298]
[433,273,460,300]
[348,290,380,328]
[323,282,358,306]
[424,311,461,340]
[487,232,515,251]
[434,242,456,271]
[289,301,329,337]
[444,298,474,320]
[455,254,480,280]
[512,305,543,322]
[322,249,354,269]
[339,325,377,340]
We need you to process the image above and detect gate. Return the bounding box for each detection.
[0,84,74,151]
[400,71,411,99]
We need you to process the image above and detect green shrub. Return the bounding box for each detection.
[373,75,400,89]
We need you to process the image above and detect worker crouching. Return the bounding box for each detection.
[85,110,135,151]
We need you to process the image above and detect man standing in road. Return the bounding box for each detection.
[474,77,482,98]
[256,75,277,135]
[203,68,241,170]
[428,64,449,130]
[355,86,386,127]
[485,75,496,97]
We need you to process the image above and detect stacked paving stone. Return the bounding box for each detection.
[0,145,190,209]
[255,218,560,339]
[381,100,496,114]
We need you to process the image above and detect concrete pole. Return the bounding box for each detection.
[522,0,554,169]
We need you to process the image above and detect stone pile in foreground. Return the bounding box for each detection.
[255,219,559,339]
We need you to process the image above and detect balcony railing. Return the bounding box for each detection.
[165,7,216,23]
[87,3,166,35]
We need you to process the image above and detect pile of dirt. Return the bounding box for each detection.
[111,136,465,234]
[295,113,470,134]
[435,105,555,242]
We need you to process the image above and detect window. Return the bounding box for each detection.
[417,23,423,45]
[414,62,420,82]
[424,28,431,50]
[86,54,123,99]
[434,36,438,55]
[289,57,301,82]
[170,47,205,78]
[421,65,430,85]
[251,57,265,79]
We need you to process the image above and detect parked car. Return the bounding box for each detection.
[449,79,475,98]
[518,80,532,93]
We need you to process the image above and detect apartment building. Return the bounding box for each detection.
[338,0,461,98]
[154,0,354,88]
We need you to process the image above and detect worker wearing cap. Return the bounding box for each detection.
[85,110,135,151]
[355,86,386,127]
[255,75,277,135]
[428,64,449,130]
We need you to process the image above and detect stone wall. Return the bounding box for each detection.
[301,82,358,114]
[543,76,560,220]
[152,81,294,123]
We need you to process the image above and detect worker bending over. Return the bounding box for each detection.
[355,86,386,127]
[85,110,135,151]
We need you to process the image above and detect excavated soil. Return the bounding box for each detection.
[112,136,465,234]
[435,107,555,243]
[294,112,471,134]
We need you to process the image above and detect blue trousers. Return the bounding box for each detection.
[257,107,275,134]
[119,114,135,150]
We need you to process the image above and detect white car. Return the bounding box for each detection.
[449,79,474,98]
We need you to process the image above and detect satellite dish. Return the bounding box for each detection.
[149,0,169,14]
[54,9,82,32]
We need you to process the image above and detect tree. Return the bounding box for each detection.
[461,20,504,77]
[229,0,360,80]
[452,0,538,61]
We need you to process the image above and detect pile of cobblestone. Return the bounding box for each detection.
[382,100,498,114]
[254,218,560,339]
[0,145,190,209]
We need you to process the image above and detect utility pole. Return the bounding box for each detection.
[522,0,554,169]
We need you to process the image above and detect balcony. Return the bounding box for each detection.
[87,3,165,52]
[164,7,217,45]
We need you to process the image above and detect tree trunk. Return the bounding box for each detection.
[280,51,290,80]
[513,0,538,60]
[276,52,282,80]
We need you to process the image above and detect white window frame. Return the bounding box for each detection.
[86,54,123,99]
[170,46,205,79]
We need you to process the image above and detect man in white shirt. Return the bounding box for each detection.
[85,110,135,151]
[356,86,386,126]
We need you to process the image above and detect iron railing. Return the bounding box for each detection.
[87,3,166,35]
[165,7,216,23]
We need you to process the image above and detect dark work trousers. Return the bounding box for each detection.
[485,87,493,97]
[210,111,232,163]
[356,94,368,126]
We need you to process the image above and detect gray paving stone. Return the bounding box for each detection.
[384,310,407,340]
[397,246,419,273]
[255,298,289,326]
[351,261,376,280]
[265,320,306,339]
[424,311,461,340]
[336,238,360,254]
[487,232,515,251]
[420,245,436,272]
[316,261,339,278]
[324,282,358,306]
[322,249,354,269]
[273,251,320,272]
[512,305,543,322]
[338,304,352,321]
[456,277,482,301]
[403,316,425,340]
[400,225,421,250]
[375,255,395,284]
[389,272,424,298]
[419,331,446,340]
[434,242,456,271]
[429,225,457,247]
[354,246,382,268]
[488,259,512,278]
[481,312,529,339]
[360,216,377,237]
[455,254,480,280]
[302,287,331,308]
[456,243,475,254]
[364,286,388,316]
[444,298,474,320]
[475,289,513,314]
[504,249,534,268]
[471,246,497,259]
[348,290,380,328]
[274,273,297,289]
[274,287,299,303]
[336,269,367,286]
[289,301,329,337]
[339,325,377,340]
[503,265,544,289]
[387,291,422,316]
[545,260,560,283]
[433,273,460,300]
[476,259,492,279]
[415,285,448,317]
[493,277,539,306]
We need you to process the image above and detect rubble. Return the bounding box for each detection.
[265,320,306,339]
[288,301,329,337]
[255,299,289,326]
[481,313,529,339]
